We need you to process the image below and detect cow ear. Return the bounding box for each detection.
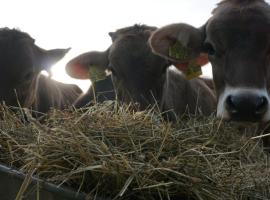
[65,50,109,80]
[149,23,208,70]
[37,47,70,70]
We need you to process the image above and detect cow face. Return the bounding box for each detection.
[0,28,70,107]
[150,0,270,122]
[108,25,169,105]
[66,25,170,108]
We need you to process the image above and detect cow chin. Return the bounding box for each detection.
[217,86,270,122]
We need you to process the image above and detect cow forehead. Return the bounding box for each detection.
[0,29,35,55]
[207,2,270,46]
[113,25,157,38]
[0,28,34,43]
[210,0,270,27]
[0,38,34,59]
[109,36,154,70]
[110,28,151,56]
[0,35,35,75]
[212,0,270,15]
[207,18,270,44]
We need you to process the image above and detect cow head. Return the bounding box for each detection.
[0,28,70,107]
[66,25,170,108]
[150,0,270,122]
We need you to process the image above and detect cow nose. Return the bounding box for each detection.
[225,94,268,121]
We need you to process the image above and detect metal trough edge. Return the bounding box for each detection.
[0,163,87,200]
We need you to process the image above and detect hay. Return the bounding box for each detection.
[0,102,269,200]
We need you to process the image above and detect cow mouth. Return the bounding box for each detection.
[216,111,264,123]
[228,113,264,122]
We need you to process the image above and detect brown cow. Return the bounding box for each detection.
[150,0,270,122]
[0,28,82,113]
[66,25,216,119]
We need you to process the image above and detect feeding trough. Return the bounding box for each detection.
[0,164,87,200]
[0,104,270,199]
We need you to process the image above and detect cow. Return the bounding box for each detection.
[0,28,82,114]
[149,0,270,122]
[66,25,216,119]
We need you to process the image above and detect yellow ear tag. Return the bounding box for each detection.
[169,42,202,80]
[169,41,189,60]
[89,65,107,83]
[185,62,202,80]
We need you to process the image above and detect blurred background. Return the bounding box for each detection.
[0,0,238,92]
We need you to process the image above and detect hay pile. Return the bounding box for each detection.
[0,102,269,200]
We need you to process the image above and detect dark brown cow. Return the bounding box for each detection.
[0,28,82,113]
[66,25,216,119]
[150,0,270,122]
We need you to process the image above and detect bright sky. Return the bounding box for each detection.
[2,0,267,92]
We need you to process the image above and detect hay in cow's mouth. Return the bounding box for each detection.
[0,101,269,200]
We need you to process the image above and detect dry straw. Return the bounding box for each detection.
[0,102,269,200]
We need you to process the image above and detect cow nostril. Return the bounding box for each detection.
[226,95,238,114]
[256,96,268,114]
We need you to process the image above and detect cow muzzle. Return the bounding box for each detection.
[217,87,270,122]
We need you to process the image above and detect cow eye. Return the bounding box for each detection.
[204,42,216,56]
